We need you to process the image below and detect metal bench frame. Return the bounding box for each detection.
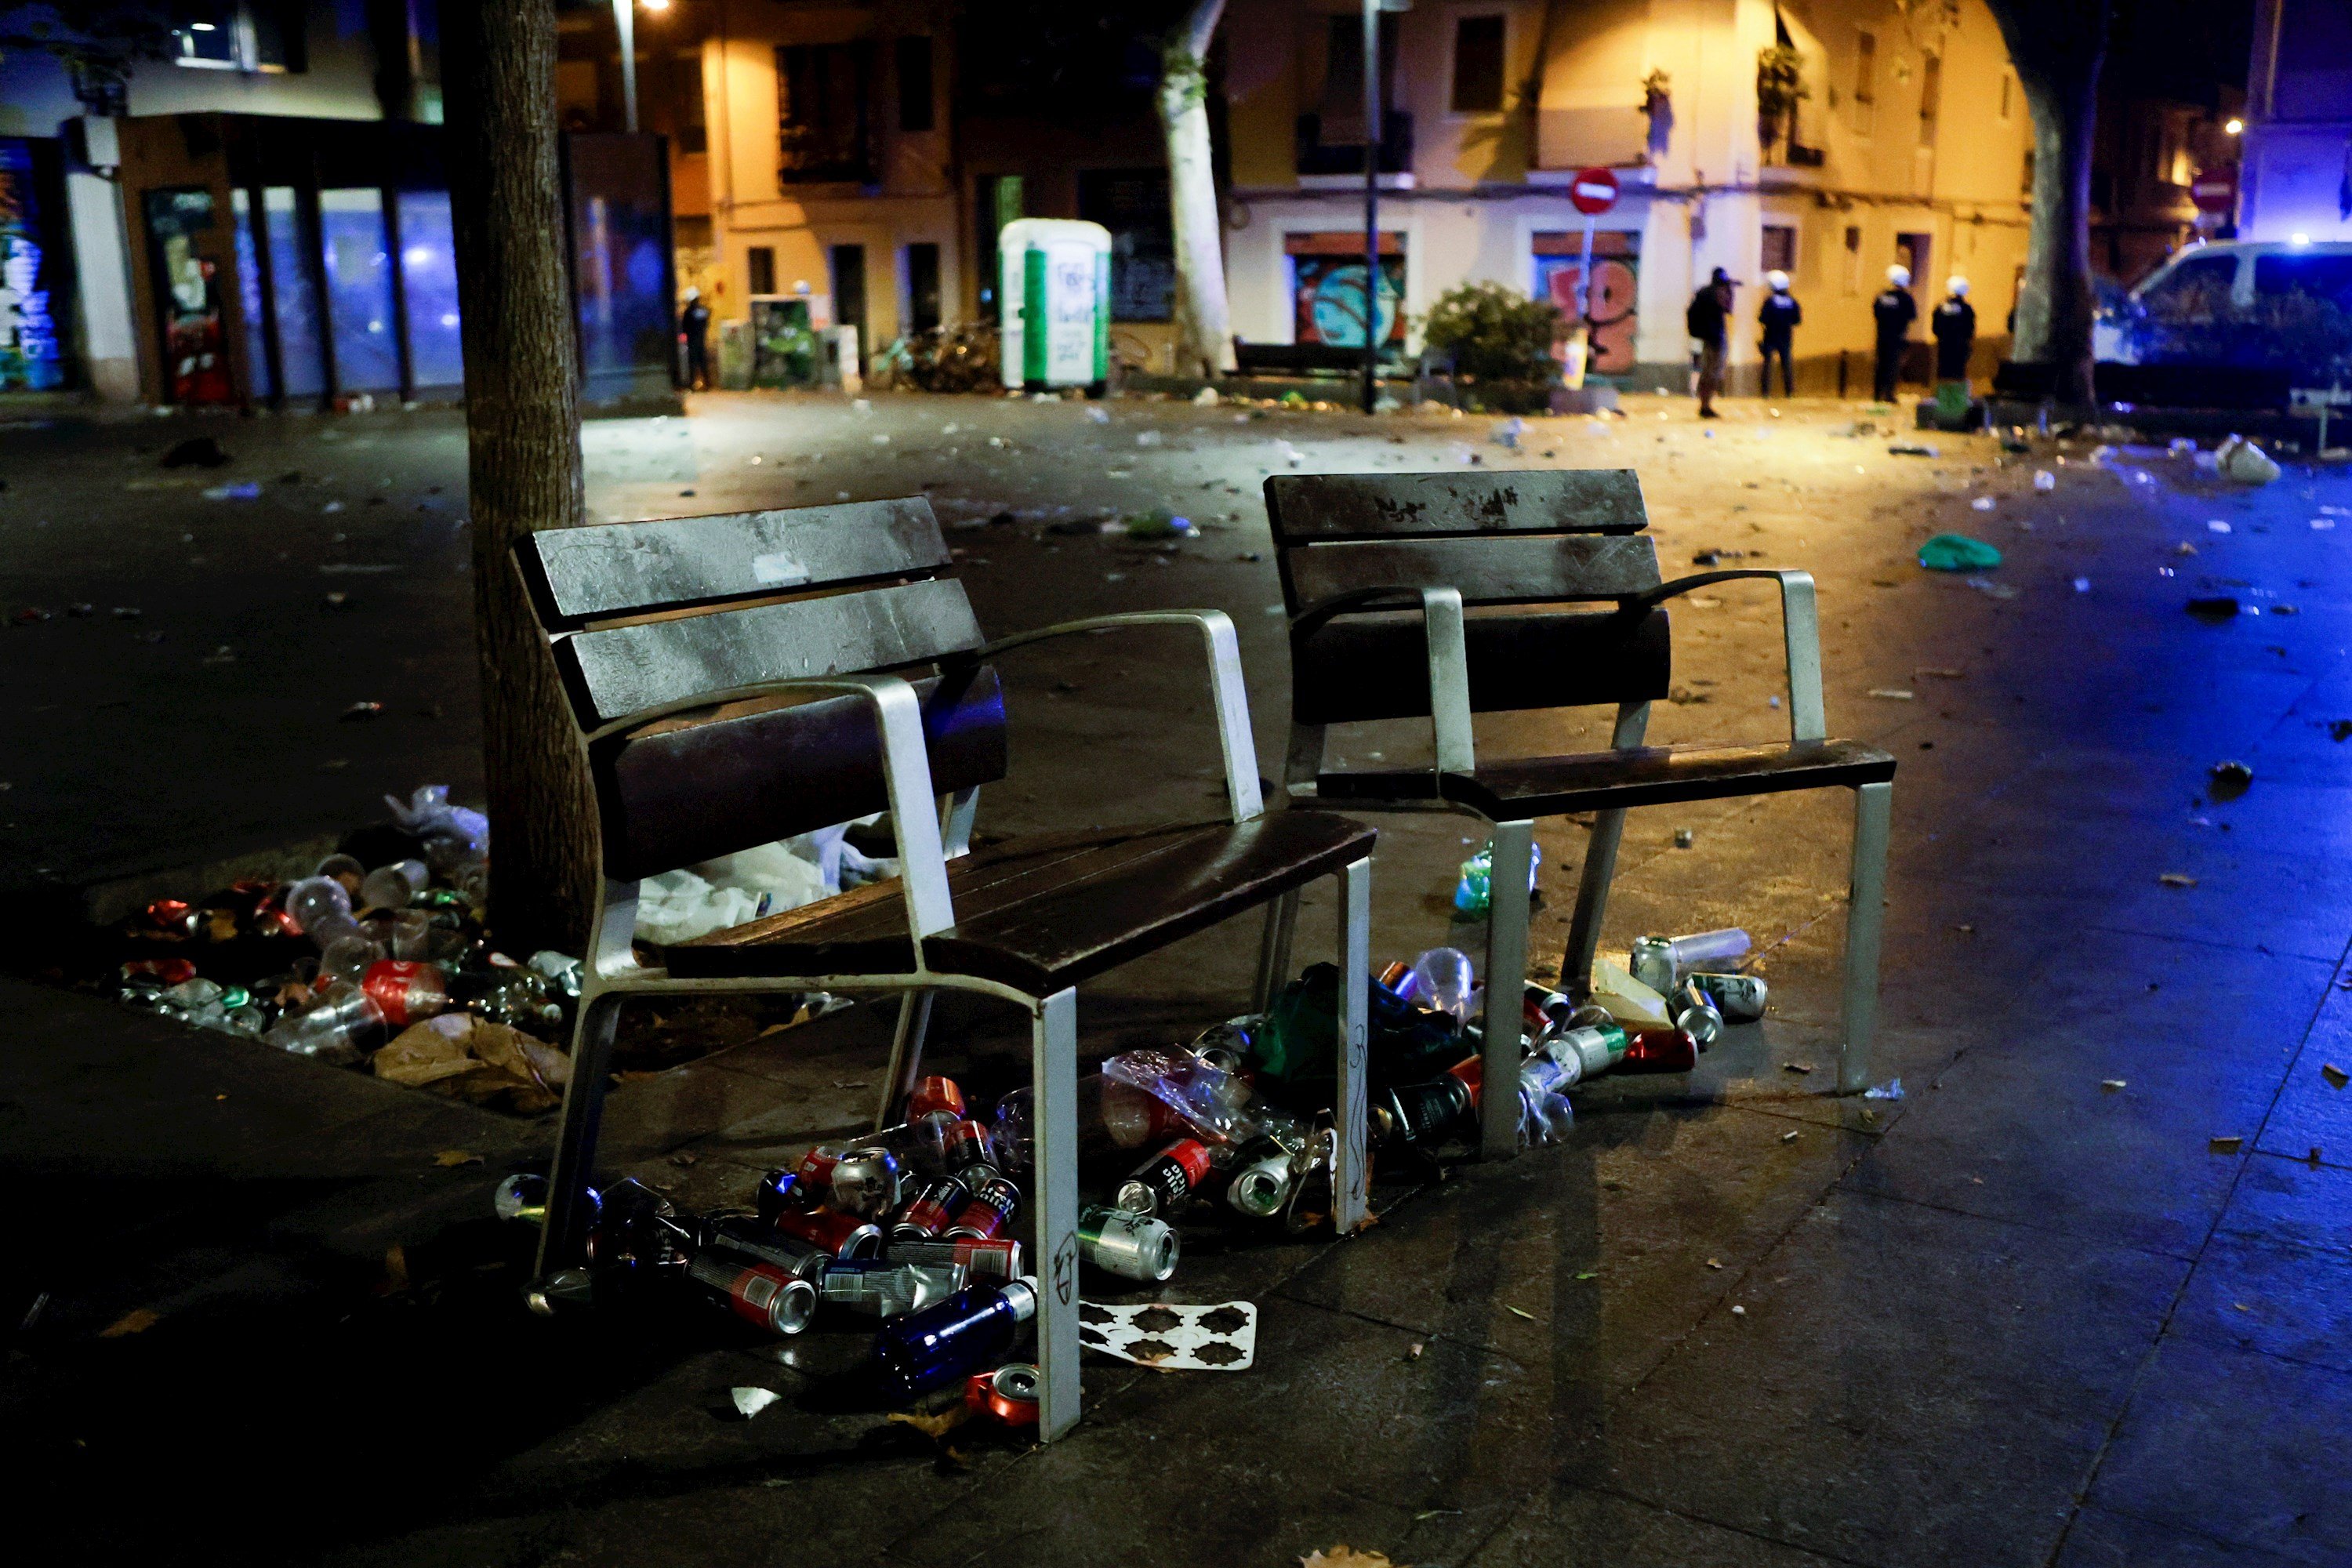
[1254,470,1892,1160]
[515,501,1371,1441]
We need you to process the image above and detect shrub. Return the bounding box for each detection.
[1421,281,1565,384]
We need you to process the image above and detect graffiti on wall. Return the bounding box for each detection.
[0,140,63,391]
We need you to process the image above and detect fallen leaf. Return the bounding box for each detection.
[2232,1302,2252,1313]
[434,1149,483,1167]
[2158,873,2198,888]
[98,1308,162,1338]
[1301,1550,1401,1568]
[886,1406,972,1441]
[1504,1305,1536,1321]
[1784,1062,1814,1074]
[670,1151,700,1167]
[2322,1064,2349,1090]
[1705,1258,1723,1270]
[2209,1135,2244,1154]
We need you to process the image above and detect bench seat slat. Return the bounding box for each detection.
[522,500,950,626]
[666,813,1378,993]
[1265,470,1647,541]
[557,576,984,725]
[1316,739,1895,817]
[1284,532,1661,608]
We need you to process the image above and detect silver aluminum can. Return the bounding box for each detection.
[1076,1204,1179,1282]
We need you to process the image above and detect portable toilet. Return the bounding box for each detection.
[998,218,1112,393]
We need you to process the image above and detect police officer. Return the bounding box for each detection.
[1758,269,1801,397]
[1931,276,1976,387]
[681,286,713,391]
[1871,265,1918,402]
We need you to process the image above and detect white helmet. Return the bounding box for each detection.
[1887,265,1912,289]
[1766,269,1791,292]
[1947,276,1970,297]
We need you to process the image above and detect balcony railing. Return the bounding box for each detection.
[1296,111,1414,177]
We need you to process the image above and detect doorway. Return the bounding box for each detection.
[1895,231,1932,303]
[906,241,941,334]
[830,242,866,369]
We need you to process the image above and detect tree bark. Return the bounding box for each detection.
[1982,0,2109,409]
[1159,0,1236,378]
[443,0,600,956]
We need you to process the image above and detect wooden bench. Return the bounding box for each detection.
[514,497,1377,1439]
[1256,470,1894,1159]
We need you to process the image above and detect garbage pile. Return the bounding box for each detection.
[107,786,583,1112]
[505,929,1764,1414]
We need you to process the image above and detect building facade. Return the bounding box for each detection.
[2240,0,2352,244]
[1220,0,2038,393]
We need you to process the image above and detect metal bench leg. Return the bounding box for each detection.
[1840,781,1892,1095]
[1254,891,1301,1012]
[535,987,625,1283]
[1480,820,1536,1160]
[1562,701,1651,996]
[876,989,936,1130]
[1032,985,1081,1440]
[1332,858,1371,1234]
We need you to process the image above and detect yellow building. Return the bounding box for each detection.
[1221,0,2038,392]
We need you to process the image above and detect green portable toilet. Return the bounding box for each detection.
[999,218,1112,394]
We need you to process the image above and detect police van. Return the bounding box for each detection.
[2096,238,2352,376]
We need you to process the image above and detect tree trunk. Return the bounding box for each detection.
[443,0,600,956]
[1982,0,2108,410]
[1160,0,1235,378]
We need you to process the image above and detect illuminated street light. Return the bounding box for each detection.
[2224,117,2243,135]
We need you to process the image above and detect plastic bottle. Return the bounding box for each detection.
[359,859,429,911]
[871,1278,1038,1402]
[1100,1047,1287,1147]
[360,959,448,1028]
[262,978,385,1062]
[320,933,386,986]
[1517,1057,1577,1144]
[1409,948,1475,1025]
[283,875,353,938]
[1453,840,1541,915]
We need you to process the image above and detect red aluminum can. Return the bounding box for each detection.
[942,1117,997,1175]
[891,1175,970,1241]
[771,1203,884,1258]
[122,957,198,985]
[687,1252,816,1336]
[1116,1138,1215,1216]
[1618,1028,1699,1074]
[1446,1054,1484,1109]
[360,960,446,1026]
[942,1174,1020,1241]
[909,1076,967,1120]
[795,1146,844,1189]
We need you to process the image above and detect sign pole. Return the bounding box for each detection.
[1361,0,1381,416]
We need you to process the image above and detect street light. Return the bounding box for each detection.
[1361,0,1411,416]
[2224,117,2243,135]
[615,0,670,133]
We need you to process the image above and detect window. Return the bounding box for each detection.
[896,36,935,133]
[675,51,707,154]
[171,2,303,73]
[1853,31,1876,136]
[1320,12,1398,126]
[1918,53,1940,146]
[1450,16,1506,114]
[2254,253,2352,310]
[906,242,941,333]
[747,246,777,296]
[2140,253,2237,321]
[1842,223,1863,294]
[776,42,876,183]
[1762,224,1797,274]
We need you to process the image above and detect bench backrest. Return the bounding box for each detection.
[1263,470,1671,725]
[516,498,1007,880]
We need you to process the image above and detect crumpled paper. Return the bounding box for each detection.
[374,1013,569,1113]
[634,821,900,945]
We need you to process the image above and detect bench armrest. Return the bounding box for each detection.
[977,611,1265,822]
[583,674,955,945]
[1290,586,1475,782]
[1632,569,1825,743]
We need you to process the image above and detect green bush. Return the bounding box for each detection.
[1421,281,1565,383]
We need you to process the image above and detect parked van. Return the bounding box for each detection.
[2097,239,2352,380]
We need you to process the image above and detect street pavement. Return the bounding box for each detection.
[3,388,2350,1566]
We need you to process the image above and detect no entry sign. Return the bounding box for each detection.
[1570,168,1620,216]
[2190,166,2238,216]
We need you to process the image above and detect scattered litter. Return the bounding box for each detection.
[2072,577,2092,593]
[2209,1135,2244,1154]
[1863,1079,1904,1101]
[1122,507,1196,539]
[2158,872,2198,887]
[1888,443,1938,456]
[1730,1305,1747,1316]
[1080,1299,1258,1370]
[433,1149,484,1168]
[1780,1130,1801,1142]
[2034,470,2056,492]
[2209,760,2253,800]
[1192,387,1219,406]
[2321,1064,2348,1090]
[201,481,262,501]
[2216,434,2280,485]
[2207,519,2233,534]
[339,701,385,721]
[1966,576,2018,600]
[729,1386,783,1420]
[1867,688,1915,700]
[2314,518,2336,531]
[1918,533,2002,571]
[98,1308,163,1338]
[1492,417,1526,448]
[2101,1079,2127,1091]
[1969,496,1996,512]
[1784,1062,1813,1074]
[1504,1303,1537,1319]
[1300,1549,1399,1568]
[1672,827,1694,848]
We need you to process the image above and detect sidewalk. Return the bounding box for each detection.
[4,399,2350,1566]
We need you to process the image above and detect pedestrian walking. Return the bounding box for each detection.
[681,287,713,392]
[1758,270,1801,397]
[1871,266,1918,402]
[1687,267,1734,419]
[1932,276,1977,386]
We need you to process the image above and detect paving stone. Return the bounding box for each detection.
[2168,1236,2352,1377]
[1468,1483,1853,1567]
[2055,1505,2306,1567]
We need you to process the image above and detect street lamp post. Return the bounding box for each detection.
[1360,0,1381,414]
[612,0,637,132]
